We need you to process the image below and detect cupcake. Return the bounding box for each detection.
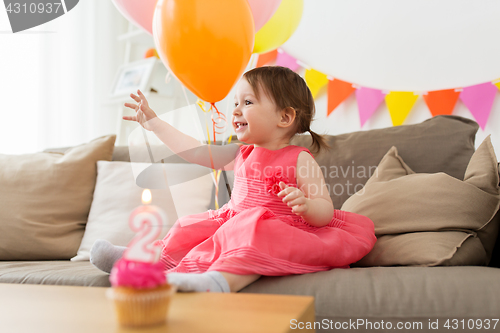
[107,258,176,327]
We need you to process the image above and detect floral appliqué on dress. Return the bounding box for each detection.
[265,170,288,196]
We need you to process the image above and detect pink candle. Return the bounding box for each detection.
[123,189,167,263]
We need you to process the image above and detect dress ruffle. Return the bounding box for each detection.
[159,205,376,276]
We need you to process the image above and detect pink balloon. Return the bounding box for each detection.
[247,0,282,32]
[111,0,157,35]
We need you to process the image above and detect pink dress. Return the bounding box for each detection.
[158,145,376,276]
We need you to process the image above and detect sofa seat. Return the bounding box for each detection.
[0,261,109,287]
[242,266,500,323]
[2,262,498,322]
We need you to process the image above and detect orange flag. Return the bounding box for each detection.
[327,78,356,116]
[256,49,278,67]
[423,89,460,116]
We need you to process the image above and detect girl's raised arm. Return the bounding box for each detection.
[124,90,240,170]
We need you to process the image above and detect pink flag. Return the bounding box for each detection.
[459,82,497,130]
[355,87,385,127]
[276,49,299,72]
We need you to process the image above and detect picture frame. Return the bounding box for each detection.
[110,57,157,99]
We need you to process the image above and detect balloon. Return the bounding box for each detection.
[153,0,254,103]
[111,0,157,35]
[253,0,303,54]
[247,0,282,32]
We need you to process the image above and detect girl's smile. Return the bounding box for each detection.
[234,121,248,132]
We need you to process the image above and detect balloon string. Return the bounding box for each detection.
[210,102,227,138]
[205,122,215,171]
[207,145,219,209]
[211,102,232,200]
[215,169,221,209]
[209,103,218,209]
[210,104,216,143]
[197,100,227,139]
[197,99,219,209]
[196,99,230,209]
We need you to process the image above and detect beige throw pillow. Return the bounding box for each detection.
[71,161,214,261]
[0,135,116,260]
[341,136,500,266]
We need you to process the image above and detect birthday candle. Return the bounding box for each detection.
[123,189,167,263]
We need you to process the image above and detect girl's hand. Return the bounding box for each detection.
[123,89,158,131]
[277,181,309,216]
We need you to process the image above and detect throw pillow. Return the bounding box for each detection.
[291,115,479,209]
[341,135,500,266]
[0,135,116,260]
[71,161,214,261]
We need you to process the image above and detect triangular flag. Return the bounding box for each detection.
[275,49,299,71]
[304,68,328,99]
[494,79,500,91]
[385,91,419,126]
[327,78,356,116]
[423,89,460,117]
[355,87,385,127]
[256,49,278,67]
[459,82,497,130]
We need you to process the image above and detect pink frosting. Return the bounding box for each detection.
[110,258,166,289]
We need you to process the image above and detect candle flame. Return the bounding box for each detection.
[142,189,152,205]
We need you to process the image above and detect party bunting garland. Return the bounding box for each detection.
[327,78,356,117]
[459,82,497,130]
[423,89,461,117]
[256,49,278,68]
[256,49,500,130]
[276,48,300,72]
[304,68,328,99]
[355,87,385,127]
[385,91,419,127]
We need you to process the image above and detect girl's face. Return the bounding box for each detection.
[232,78,282,147]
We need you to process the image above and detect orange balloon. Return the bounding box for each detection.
[153,0,254,103]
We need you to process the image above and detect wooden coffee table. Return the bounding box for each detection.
[0,283,315,333]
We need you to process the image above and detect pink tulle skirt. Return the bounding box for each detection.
[157,205,376,276]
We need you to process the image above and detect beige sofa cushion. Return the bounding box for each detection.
[0,261,110,287]
[0,135,116,260]
[341,136,500,266]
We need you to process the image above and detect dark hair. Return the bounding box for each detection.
[243,66,329,154]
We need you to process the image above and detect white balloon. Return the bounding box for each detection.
[281,0,500,91]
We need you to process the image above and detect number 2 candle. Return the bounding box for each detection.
[123,189,167,263]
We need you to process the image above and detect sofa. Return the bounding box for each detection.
[1,115,499,332]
